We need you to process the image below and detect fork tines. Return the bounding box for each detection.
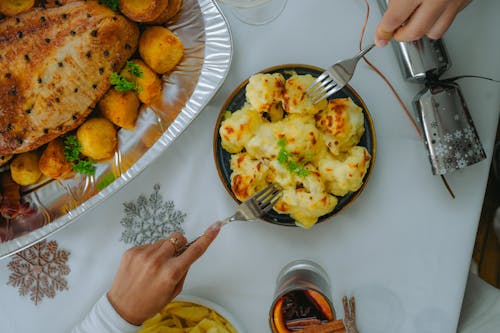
[252,183,282,214]
[305,72,338,105]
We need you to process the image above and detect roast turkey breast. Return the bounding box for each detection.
[0,1,139,155]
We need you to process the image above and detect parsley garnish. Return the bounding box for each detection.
[277,138,311,177]
[100,0,119,11]
[73,160,96,176]
[63,135,81,163]
[109,62,143,92]
[126,61,143,78]
[97,173,115,190]
[63,135,96,176]
[110,72,137,92]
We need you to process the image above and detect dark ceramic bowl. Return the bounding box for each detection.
[213,64,376,227]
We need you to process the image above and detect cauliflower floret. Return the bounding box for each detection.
[219,103,264,153]
[230,152,269,201]
[274,164,337,228]
[245,115,324,160]
[317,146,371,196]
[246,73,285,112]
[283,74,327,115]
[315,97,365,156]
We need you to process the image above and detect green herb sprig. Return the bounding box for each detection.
[109,62,143,93]
[109,72,137,92]
[277,138,311,177]
[100,0,119,11]
[126,61,143,78]
[63,136,95,176]
[97,173,116,191]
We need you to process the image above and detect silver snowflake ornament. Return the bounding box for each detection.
[120,184,186,246]
[7,240,70,305]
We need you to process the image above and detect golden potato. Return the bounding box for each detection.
[149,0,183,24]
[139,26,184,74]
[77,118,117,161]
[10,151,42,186]
[119,0,168,23]
[99,89,140,130]
[0,0,34,16]
[0,155,12,167]
[121,59,161,105]
[39,139,74,180]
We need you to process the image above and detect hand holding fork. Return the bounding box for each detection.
[175,183,282,256]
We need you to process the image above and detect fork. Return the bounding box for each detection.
[306,43,376,104]
[175,183,282,256]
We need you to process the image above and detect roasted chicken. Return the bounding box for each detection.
[0,1,139,155]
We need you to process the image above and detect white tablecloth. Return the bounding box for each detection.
[1,1,500,332]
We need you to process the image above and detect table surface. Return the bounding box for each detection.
[1,1,500,332]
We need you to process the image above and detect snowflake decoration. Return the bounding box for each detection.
[120,184,186,246]
[434,142,449,157]
[457,159,468,169]
[454,130,463,139]
[7,240,70,305]
[464,127,475,140]
[443,133,454,143]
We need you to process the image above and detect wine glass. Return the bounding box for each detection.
[218,0,288,25]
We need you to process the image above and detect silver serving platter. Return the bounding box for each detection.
[0,0,232,259]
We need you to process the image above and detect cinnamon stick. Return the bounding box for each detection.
[294,319,346,333]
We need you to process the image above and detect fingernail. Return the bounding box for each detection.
[208,221,222,233]
[375,39,389,48]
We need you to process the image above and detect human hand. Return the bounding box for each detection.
[107,222,221,326]
[375,0,473,47]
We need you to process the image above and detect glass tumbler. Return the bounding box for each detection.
[269,260,335,333]
[218,0,288,25]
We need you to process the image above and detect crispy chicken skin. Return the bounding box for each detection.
[0,1,139,155]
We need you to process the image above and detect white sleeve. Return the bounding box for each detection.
[71,294,140,333]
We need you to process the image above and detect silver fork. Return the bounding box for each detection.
[306,43,376,104]
[175,183,282,255]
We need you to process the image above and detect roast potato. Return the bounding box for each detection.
[119,0,168,23]
[99,89,141,130]
[0,155,13,167]
[139,26,184,74]
[77,118,118,161]
[149,0,183,24]
[10,151,42,186]
[0,0,34,16]
[121,59,161,105]
[39,138,74,180]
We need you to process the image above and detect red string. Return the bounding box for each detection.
[359,0,423,139]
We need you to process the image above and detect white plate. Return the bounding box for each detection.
[173,294,246,332]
